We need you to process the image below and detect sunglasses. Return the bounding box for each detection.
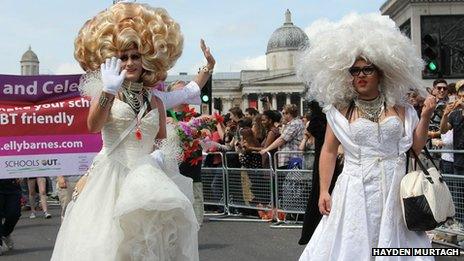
[436,86,447,91]
[119,53,141,62]
[348,65,377,76]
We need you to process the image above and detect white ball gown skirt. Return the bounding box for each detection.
[50,153,199,261]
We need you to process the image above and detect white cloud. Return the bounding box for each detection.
[304,18,335,41]
[54,62,84,75]
[232,55,266,71]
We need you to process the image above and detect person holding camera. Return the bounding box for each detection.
[260,96,272,111]
[440,83,464,175]
[429,79,449,140]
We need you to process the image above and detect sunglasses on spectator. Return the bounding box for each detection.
[436,86,447,91]
[348,65,377,76]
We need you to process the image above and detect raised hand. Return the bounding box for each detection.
[420,95,437,119]
[200,39,215,70]
[101,57,127,95]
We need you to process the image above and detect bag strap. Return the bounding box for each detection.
[408,148,439,177]
[106,103,147,156]
[422,147,439,170]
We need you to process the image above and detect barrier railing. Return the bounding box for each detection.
[223,151,274,221]
[200,149,464,237]
[201,152,228,216]
[426,149,464,226]
[273,151,314,225]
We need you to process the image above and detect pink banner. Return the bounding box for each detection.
[0,74,103,178]
[0,135,102,156]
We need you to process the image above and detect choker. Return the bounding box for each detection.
[354,94,385,122]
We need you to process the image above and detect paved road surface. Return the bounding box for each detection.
[1,205,305,261]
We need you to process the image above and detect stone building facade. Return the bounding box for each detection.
[166,10,309,115]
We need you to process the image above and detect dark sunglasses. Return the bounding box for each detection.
[436,86,447,91]
[348,65,377,76]
[119,53,141,62]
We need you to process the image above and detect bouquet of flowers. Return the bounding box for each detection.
[175,108,224,165]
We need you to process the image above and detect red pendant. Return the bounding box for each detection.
[135,129,142,140]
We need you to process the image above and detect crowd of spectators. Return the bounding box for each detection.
[201,77,464,218]
[409,78,464,176]
[206,102,310,171]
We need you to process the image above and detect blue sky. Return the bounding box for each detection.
[0,0,386,75]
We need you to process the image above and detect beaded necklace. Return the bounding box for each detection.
[121,81,148,114]
[354,94,385,123]
[120,81,149,140]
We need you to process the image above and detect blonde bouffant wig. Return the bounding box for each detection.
[74,2,183,87]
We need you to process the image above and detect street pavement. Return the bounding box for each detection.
[1,205,306,261]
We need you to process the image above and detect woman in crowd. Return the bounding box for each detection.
[27,177,51,219]
[252,114,267,144]
[237,128,262,208]
[51,3,215,260]
[246,110,281,168]
[297,14,436,260]
[239,128,263,169]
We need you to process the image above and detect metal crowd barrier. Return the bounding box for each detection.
[272,151,314,227]
[200,149,464,237]
[201,152,228,216]
[443,174,464,224]
[426,149,464,234]
[222,151,274,221]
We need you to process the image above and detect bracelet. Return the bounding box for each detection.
[98,94,114,109]
[198,65,213,75]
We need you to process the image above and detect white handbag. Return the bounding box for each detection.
[400,149,455,231]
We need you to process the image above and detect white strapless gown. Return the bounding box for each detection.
[51,100,199,261]
[299,105,433,261]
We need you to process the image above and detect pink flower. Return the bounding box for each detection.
[153,81,166,91]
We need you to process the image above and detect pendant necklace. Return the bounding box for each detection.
[121,81,147,140]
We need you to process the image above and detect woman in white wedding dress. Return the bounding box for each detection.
[297,14,437,260]
[51,3,215,261]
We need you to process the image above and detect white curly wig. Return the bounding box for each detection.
[297,13,426,108]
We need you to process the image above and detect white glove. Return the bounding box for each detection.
[150,150,165,169]
[100,57,126,95]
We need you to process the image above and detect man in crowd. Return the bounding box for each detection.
[429,79,449,140]
[260,104,304,169]
[440,82,464,175]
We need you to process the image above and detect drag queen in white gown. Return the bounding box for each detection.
[297,14,437,260]
[51,3,215,260]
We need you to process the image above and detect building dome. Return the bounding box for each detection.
[21,46,39,62]
[266,10,309,54]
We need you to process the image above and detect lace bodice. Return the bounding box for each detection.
[101,99,159,166]
[350,117,404,158]
[325,104,419,163]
